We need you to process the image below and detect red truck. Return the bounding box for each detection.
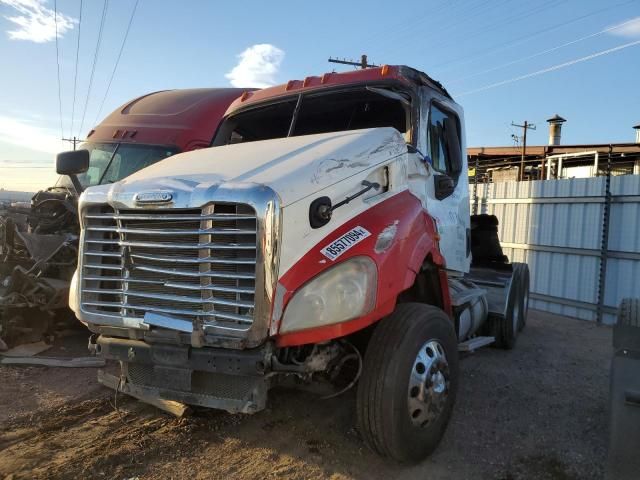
[0,88,246,348]
[64,66,529,461]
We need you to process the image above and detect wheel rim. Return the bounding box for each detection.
[407,339,450,427]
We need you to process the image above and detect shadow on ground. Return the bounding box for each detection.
[0,310,611,480]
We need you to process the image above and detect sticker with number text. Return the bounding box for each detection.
[320,226,371,261]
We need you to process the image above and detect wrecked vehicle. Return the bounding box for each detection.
[0,88,245,349]
[68,66,529,461]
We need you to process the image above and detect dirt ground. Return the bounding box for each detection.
[0,310,611,480]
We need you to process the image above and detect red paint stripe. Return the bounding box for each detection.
[275,190,449,347]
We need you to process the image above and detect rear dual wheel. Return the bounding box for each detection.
[356,303,459,462]
[492,263,529,349]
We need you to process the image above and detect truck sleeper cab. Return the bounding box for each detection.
[59,88,248,192]
[69,66,529,462]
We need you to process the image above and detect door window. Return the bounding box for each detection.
[427,104,462,179]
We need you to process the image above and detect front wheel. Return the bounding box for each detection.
[356,303,459,462]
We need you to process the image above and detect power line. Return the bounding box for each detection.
[70,0,83,137]
[54,0,64,140]
[433,0,637,72]
[369,0,489,58]
[455,38,640,97]
[78,0,109,138]
[93,0,140,125]
[425,0,563,56]
[374,0,500,60]
[357,0,452,49]
[449,16,640,84]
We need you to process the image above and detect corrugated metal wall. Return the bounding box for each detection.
[470,175,640,324]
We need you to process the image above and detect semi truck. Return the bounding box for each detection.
[0,88,245,348]
[63,65,529,461]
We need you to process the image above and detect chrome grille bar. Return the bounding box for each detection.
[80,204,258,331]
[133,264,255,279]
[82,301,253,324]
[83,288,254,308]
[130,253,255,265]
[86,226,257,235]
[85,213,256,221]
[85,239,256,250]
[82,276,254,294]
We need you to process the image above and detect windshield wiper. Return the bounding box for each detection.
[287,93,303,137]
[97,143,121,185]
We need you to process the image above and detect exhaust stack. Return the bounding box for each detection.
[547,114,566,146]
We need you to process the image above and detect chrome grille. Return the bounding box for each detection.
[81,204,258,330]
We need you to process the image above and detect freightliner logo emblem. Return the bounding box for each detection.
[134,191,173,204]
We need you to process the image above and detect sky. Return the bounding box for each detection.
[0,0,639,191]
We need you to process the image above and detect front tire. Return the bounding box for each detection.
[356,303,459,462]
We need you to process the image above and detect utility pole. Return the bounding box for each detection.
[511,121,536,181]
[61,136,80,150]
[328,54,379,69]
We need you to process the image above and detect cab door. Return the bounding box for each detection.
[416,91,471,273]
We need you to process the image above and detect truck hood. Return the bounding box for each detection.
[107,127,406,207]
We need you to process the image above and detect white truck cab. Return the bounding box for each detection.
[65,66,529,462]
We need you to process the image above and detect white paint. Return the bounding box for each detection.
[320,226,371,261]
[414,89,471,273]
[277,155,408,276]
[123,127,407,208]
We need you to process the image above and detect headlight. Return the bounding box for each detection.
[279,256,377,334]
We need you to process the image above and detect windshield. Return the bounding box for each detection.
[56,142,178,190]
[213,87,410,146]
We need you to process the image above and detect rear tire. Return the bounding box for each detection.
[356,303,459,462]
[492,263,527,349]
[514,263,530,332]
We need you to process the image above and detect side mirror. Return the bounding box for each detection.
[56,149,89,175]
[435,174,455,200]
[56,149,89,193]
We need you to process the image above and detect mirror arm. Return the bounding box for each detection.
[68,174,84,194]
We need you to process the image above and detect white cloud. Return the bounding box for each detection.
[225,44,285,88]
[0,0,76,43]
[609,16,640,39]
[0,115,64,154]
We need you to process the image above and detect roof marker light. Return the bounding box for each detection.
[321,73,331,84]
[240,91,251,102]
[381,65,390,76]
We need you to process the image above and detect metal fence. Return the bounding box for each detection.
[471,174,640,325]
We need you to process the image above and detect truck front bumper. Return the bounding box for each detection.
[92,335,270,414]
